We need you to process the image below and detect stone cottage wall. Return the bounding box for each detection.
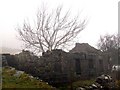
[2,49,110,84]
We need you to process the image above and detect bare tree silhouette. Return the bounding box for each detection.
[17,6,86,53]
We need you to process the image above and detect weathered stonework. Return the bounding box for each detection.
[1,43,111,84]
[38,43,110,83]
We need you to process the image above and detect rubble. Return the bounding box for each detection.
[76,74,116,90]
[13,71,24,77]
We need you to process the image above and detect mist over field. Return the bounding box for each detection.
[0,47,21,55]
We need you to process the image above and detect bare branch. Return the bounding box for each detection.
[97,34,119,52]
[17,6,86,53]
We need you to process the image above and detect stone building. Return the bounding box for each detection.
[1,43,110,84]
[69,43,109,77]
[39,43,110,83]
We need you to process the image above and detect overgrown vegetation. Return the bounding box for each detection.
[2,66,54,89]
[2,66,120,89]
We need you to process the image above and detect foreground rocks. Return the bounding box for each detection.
[76,74,117,90]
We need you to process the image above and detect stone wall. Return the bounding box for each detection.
[39,49,109,82]
[1,48,110,84]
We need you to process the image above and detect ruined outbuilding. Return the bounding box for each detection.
[38,43,110,84]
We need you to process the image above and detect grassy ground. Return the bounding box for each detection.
[2,66,120,89]
[2,66,54,89]
[58,79,120,90]
[72,79,95,89]
[0,67,2,89]
[116,80,120,89]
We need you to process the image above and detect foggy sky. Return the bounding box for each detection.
[0,0,118,51]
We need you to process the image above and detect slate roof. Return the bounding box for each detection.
[69,43,101,54]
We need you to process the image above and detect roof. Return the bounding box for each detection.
[69,43,101,54]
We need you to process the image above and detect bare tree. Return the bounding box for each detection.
[97,34,119,52]
[17,6,86,53]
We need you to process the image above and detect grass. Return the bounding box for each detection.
[3,66,120,89]
[116,80,120,89]
[72,79,95,88]
[2,66,54,89]
[57,79,95,90]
